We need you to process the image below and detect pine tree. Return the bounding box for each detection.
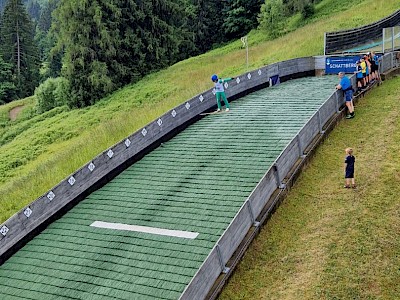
[52,0,117,107]
[36,0,60,74]
[0,0,7,15]
[0,56,16,103]
[0,0,40,99]
[134,0,190,70]
[37,0,58,33]
[223,0,264,39]
[25,0,41,21]
[186,0,225,53]
[53,0,193,108]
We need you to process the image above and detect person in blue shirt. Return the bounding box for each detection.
[336,72,354,119]
[211,74,233,112]
[354,60,364,94]
[370,51,381,83]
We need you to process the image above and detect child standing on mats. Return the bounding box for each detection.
[344,147,356,189]
[211,74,233,112]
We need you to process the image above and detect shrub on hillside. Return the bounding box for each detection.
[302,3,315,19]
[258,0,285,38]
[35,77,70,113]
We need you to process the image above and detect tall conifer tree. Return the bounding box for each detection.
[0,0,40,99]
[36,0,61,77]
[0,56,16,103]
[25,0,41,21]
[223,0,264,39]
[53,0,117,107]
[53,0,193,108]
[135,0,188,70]
[186,0,225,53]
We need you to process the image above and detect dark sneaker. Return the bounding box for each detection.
[346,114,352,119]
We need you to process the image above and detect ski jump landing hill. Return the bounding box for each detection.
[1,19,399,300]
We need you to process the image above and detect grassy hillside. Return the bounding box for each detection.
[0,0,399,223]
[219,76,400,300]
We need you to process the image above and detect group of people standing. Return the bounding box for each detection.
[336,52,383,189]
[335,52,382,119]
[354,52,381,94]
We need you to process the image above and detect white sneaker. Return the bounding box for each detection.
[225,108,230,112]
[216,109,221,112]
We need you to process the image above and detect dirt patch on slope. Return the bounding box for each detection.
[9,105,24,121]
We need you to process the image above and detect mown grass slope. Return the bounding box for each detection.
[0,0,399,224]
[219,77,400,299]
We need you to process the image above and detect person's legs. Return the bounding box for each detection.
[350,100,355,118]
[345,91,354,118]
[371,69,375,80]
[216,93,222,111]
[221,93,230,110]
[346,101,352,113]
[345,178,351,188]
[357,78,364,93]
[375,70,381,82]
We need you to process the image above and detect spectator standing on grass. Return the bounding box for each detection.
[336,72,355,119]
[211,74,233,112]
[344,148,356,189]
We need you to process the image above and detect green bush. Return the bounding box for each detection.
[35,77,70,113]
[54,77,70,106]
[258,0,285,38]
[302,3,315,19]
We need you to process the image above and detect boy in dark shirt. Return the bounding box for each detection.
[344,148,356,188]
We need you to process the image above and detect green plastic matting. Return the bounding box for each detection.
[0,76,338,300]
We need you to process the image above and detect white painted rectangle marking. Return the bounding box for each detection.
[90,221,199,239]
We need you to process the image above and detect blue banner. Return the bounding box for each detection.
[325,56,360,74]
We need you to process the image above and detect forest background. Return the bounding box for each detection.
[0,0,323,108]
